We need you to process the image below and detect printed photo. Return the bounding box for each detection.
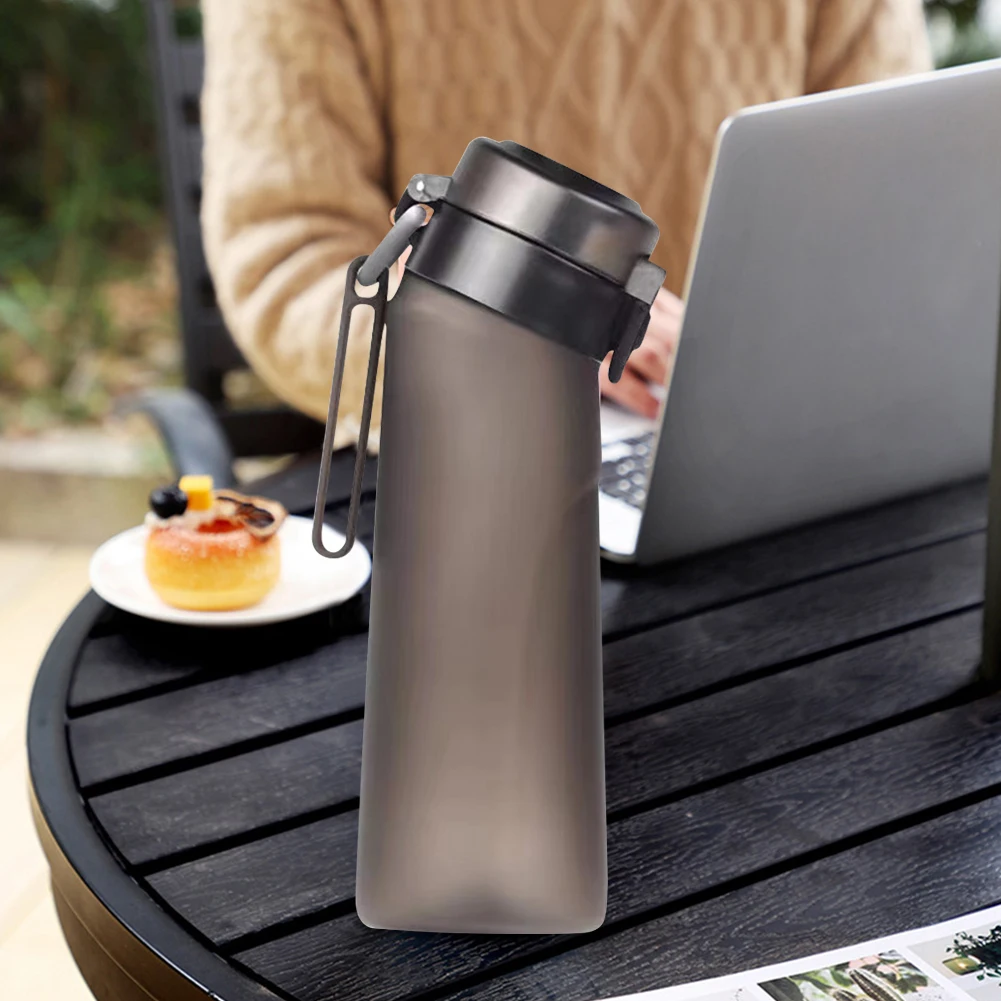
[759,950,954,1001]
[910,921,1001,1001]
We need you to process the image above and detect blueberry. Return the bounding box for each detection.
[150,485,188,518]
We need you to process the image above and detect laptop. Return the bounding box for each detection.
[599,58,1001,565]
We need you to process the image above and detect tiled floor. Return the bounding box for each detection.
[0,540,96,998]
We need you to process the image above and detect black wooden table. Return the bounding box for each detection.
[28,459,1001,1001]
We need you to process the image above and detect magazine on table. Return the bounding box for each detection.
[604,905,1001,1001]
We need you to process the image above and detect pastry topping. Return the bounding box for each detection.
[197,519,243,534]
[149,485,188,519]
[179,475,215,512]
[215,491,287,539]
[145,478,286,539]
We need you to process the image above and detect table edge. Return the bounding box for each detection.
[27,591,284,1001]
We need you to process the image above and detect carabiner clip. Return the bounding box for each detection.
[312,204,430,559]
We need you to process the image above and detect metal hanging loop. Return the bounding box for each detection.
[311,202,435,559]
[312,256,389,558]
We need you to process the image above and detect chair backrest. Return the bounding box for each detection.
[144,0,325,457]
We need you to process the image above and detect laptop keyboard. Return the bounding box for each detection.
[600,432,655,509]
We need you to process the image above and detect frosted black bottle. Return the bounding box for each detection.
[314,139,664,934]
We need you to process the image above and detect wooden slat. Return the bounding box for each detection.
[65,481,984,716]
[68,630,202,709]
[71,633,367,788]
[236,792,1001,1001]
[606,660,995,926]
[601,478,985,637]
[89,723,363,866]
[439,799,1001,1001]
[149,812,358,945]
[89,607,975,868]
[604,604,978,814]
[73,531,982,791]
[604,529,984,719]
[149,612,988,948]
[68,601,364,713]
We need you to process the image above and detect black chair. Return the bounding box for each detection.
[131,0,326,489]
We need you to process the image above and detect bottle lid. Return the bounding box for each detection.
[395,139,666,379]
[446,139,659,285]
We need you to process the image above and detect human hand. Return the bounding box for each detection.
[599,288,682,418]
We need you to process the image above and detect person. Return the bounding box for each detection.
[201,0,931,446]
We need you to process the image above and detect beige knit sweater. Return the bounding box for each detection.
[201,0,931,446]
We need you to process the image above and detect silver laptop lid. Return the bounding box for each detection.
[626,60,1001,565]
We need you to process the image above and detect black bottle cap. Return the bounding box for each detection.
[395,138,666,375]
[446,138,660,284]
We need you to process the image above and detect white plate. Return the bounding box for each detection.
[89,516,371,627]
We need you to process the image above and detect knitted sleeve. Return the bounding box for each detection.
[201,0,391,441]
[805,0,933,93]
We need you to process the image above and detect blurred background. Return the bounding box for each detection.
[0,0,175,439]
[0,0,999,543]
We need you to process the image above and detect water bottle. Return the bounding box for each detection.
[313,139,664,934]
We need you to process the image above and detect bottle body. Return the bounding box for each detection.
[356,276,607,934]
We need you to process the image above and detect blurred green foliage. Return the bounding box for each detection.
[0,0,176,431]
[925,0,1001,66]
[173,2,201,38]
[0,0,160,271]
